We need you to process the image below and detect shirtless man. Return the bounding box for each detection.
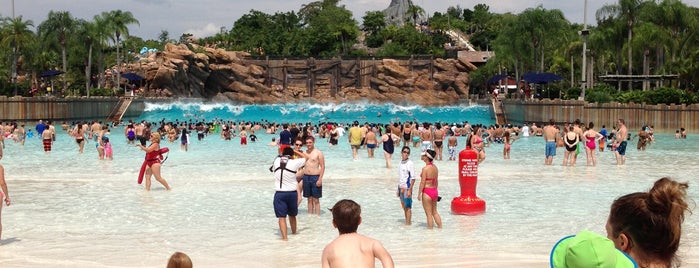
[365,126,378,158]
[419,122,433,152]
[543,119,558,165]
[42,122,53,153]
[90,121,102,141]
[135,121,146,146]
[614,119,628,165]
[303,136,325,215]
[321,199,394,268]
[447,132,458,161]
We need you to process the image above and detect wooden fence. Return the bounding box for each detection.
[502,99,699,133]
[0,96,145,122]
[244,56,434,97]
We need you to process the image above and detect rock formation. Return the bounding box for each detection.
[123,43,476,106]
[383,0,426,26]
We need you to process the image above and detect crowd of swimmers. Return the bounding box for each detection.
[0,117,694,267]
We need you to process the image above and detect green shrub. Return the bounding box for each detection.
[616,90,646,103]
[585,84,617,103]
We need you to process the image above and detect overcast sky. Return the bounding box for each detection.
[3,0,699,40]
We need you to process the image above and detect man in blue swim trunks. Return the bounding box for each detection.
[543,119,558,165]
[614,119,628,165]
[397,146,415,225]
[272,147,308,240]
[303,136,325,215]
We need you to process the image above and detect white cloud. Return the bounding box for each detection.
[185,23,223,38]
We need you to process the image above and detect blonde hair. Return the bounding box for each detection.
[166,252,192,268]
[151,132,161,143]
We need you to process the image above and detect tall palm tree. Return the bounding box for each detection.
[104,10,139,92]
[1,16,35,96]
[37,11,75,93]
[92,14,111,89]
[75,19,97,97]
[405,3,425,25]
[597,0,646,88]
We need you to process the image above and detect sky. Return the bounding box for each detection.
[2,0,699,40]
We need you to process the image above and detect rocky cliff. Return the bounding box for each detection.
[124,43,476,106]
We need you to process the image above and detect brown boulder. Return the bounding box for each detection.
[381,59,410,79]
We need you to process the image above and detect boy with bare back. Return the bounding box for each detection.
[321,199,394,268]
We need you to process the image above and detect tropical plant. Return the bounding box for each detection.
[1,15,35,95]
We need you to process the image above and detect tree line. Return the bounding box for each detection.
[1,0,698,103]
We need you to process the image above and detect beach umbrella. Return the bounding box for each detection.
[121,73,144,81]
[38,70,64,78]
[522,72,562,84]
[487,74,508,84]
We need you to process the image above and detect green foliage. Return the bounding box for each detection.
[562,87,581,100]
[616,90,646,104]
[90,87,115,96]
[584,84,617,103]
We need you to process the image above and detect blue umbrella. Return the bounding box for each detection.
[487,74,509,84]
[522,72,562,84]
[121,73,144,81]
[38,70,64,78]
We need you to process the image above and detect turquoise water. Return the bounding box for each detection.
[0,102,697,267]
[134,102,494,126]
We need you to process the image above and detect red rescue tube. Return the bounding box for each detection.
[137,147,169,184]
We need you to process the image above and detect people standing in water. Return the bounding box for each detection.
[614,119,628,165]
[447,131,458,161]
[137,132,171,191]
[381,125,399,168]
[563,126,579,166]
[606,177,693,268]
[598,125,608,152]
[0,163,11,240]
[365,125,378,158]
[502,130,514,159]
[582,122,604,166]
[42,122,53,153]
[180,128,189,151]
[348,121,362,161]
[303,136,324,215]
[417,149,442,229]
[103,137,113,160]
[397,146,415,225]
[468,126,485,164]
[543,119,558,165]
[433,123,445,161]
[321,199,394,268]
[271,147,308,240]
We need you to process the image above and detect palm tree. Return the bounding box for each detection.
[1,16,35,96]
[104,10,139,92]
[405,3,425,25]
[92,14,111,89]
[37,11,75,93]
[596,0,646,89]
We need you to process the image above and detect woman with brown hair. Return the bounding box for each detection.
[606,177,693,268]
